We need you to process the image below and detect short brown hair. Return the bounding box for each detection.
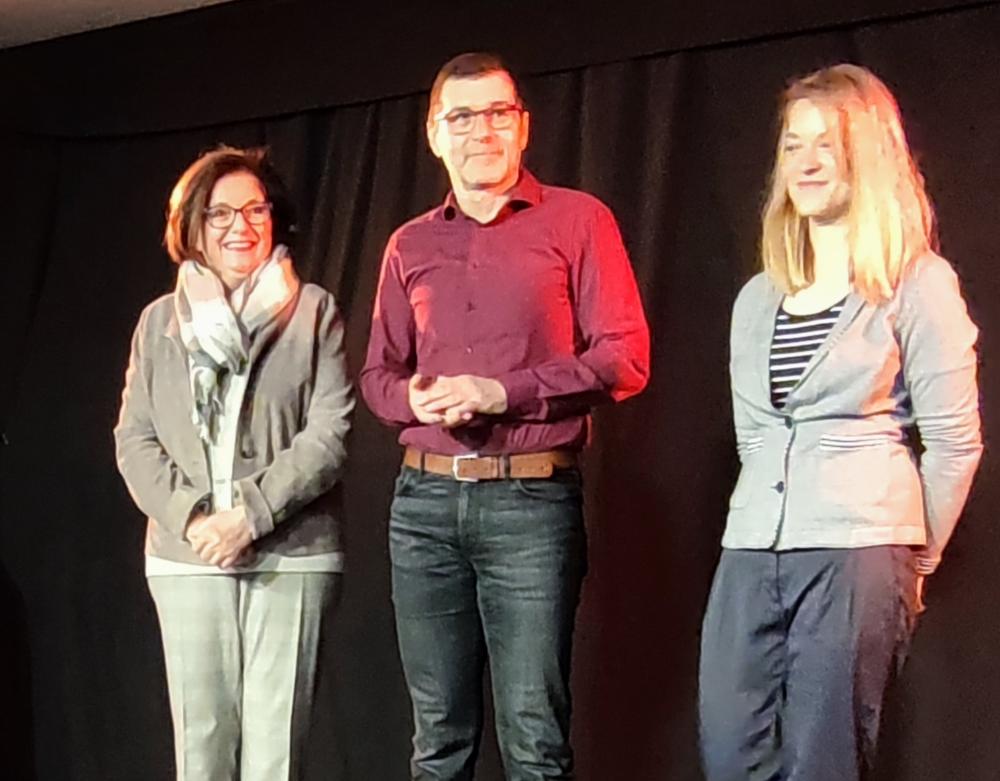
[163,145,295,264]
[427,52,522,123]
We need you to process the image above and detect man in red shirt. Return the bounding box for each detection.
[361,52,650,780]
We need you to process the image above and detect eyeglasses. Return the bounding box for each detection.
[203,201,273,229]
[436,104,524,134]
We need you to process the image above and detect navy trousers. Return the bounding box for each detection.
[699,547,920,781]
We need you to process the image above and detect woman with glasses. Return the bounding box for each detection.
[114,146,353,781]
[699,64,982,780]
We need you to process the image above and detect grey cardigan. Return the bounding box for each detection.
[725,252,982,570]
[114,283,354,565]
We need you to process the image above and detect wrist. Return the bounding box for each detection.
[486,378,508,414]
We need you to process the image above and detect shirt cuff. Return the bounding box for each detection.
[165,487,211,538]
[914,551,940,575]
[495,369,539,415]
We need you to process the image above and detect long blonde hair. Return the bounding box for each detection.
[760,64,935,302]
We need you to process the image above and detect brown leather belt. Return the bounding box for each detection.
[403,447,578,481]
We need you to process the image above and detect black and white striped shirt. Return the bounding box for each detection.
[770,299,845,408]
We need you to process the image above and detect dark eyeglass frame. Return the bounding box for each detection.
[435,103,525,134]
[203,200,273,229]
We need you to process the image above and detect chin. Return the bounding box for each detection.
[792,200,830,219]
[464,177,509,191]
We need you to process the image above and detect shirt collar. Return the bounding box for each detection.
[441,169,542,221]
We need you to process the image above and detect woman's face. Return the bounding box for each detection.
[198,171,274,288]
[780,98,851,223]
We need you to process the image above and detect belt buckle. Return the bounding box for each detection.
[452,453,480,482]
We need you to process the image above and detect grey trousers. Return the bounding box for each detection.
[147,572,339,781]
[698,547,920,781]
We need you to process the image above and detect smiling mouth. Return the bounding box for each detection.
[223,241,256,250]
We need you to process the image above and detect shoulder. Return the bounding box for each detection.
[134,292,175,334]
[386,205,445,256]
[539,183,617,223]
[294,282,343,322]
[897,250,961,299]
[297,281,334,306]
[894,250,976,335]
[894,251,967,317]
[733,271,773,314]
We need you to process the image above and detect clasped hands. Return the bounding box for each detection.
[185,506,254,568]
[408,373,508,428]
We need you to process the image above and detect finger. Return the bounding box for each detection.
[441,406,476,428]
[446,400,478,419]
[208,547,235,567]
[914,558,936,576]
[196,547,218,565]
[190,538,209,556]
[423,393,470,413]
[417,386,460,406]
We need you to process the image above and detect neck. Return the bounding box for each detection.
[451,175,517,224]
[215,270,247,295]
[808,218,851,286]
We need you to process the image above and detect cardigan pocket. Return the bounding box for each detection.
[818,432,900,451]
[816,435,893,507]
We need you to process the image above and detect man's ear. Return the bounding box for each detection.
[518,110,531,151]
[427,120,443,159]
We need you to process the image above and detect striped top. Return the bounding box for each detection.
[770,298,845,408]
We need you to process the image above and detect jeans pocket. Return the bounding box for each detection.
[393,466,420,498]
[511,471,583,503]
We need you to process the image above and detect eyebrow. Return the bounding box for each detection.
[783,131,833,140]
[207,199,266,208]
[445,100,518,113]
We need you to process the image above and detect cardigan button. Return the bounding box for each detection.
[784,417,793,429]
[773,481,785,493]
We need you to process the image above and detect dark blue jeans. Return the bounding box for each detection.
[389,465,587,781]
[698,547,921,781]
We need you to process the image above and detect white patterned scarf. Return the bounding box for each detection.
[174,244,300,442]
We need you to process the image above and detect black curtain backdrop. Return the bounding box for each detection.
[1,2,998,780]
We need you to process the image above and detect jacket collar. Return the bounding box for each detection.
[749,279,867,408]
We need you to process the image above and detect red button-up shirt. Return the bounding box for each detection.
[360,170,650,455]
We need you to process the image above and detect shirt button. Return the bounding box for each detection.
[784,417,793,429]
[466,347,473,354]
[773,481,785,493]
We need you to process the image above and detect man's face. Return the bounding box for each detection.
[427,71,530,194]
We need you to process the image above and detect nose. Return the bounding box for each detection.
[800,145,822,173]
[228,210,255,233]
[469,112,495,139]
